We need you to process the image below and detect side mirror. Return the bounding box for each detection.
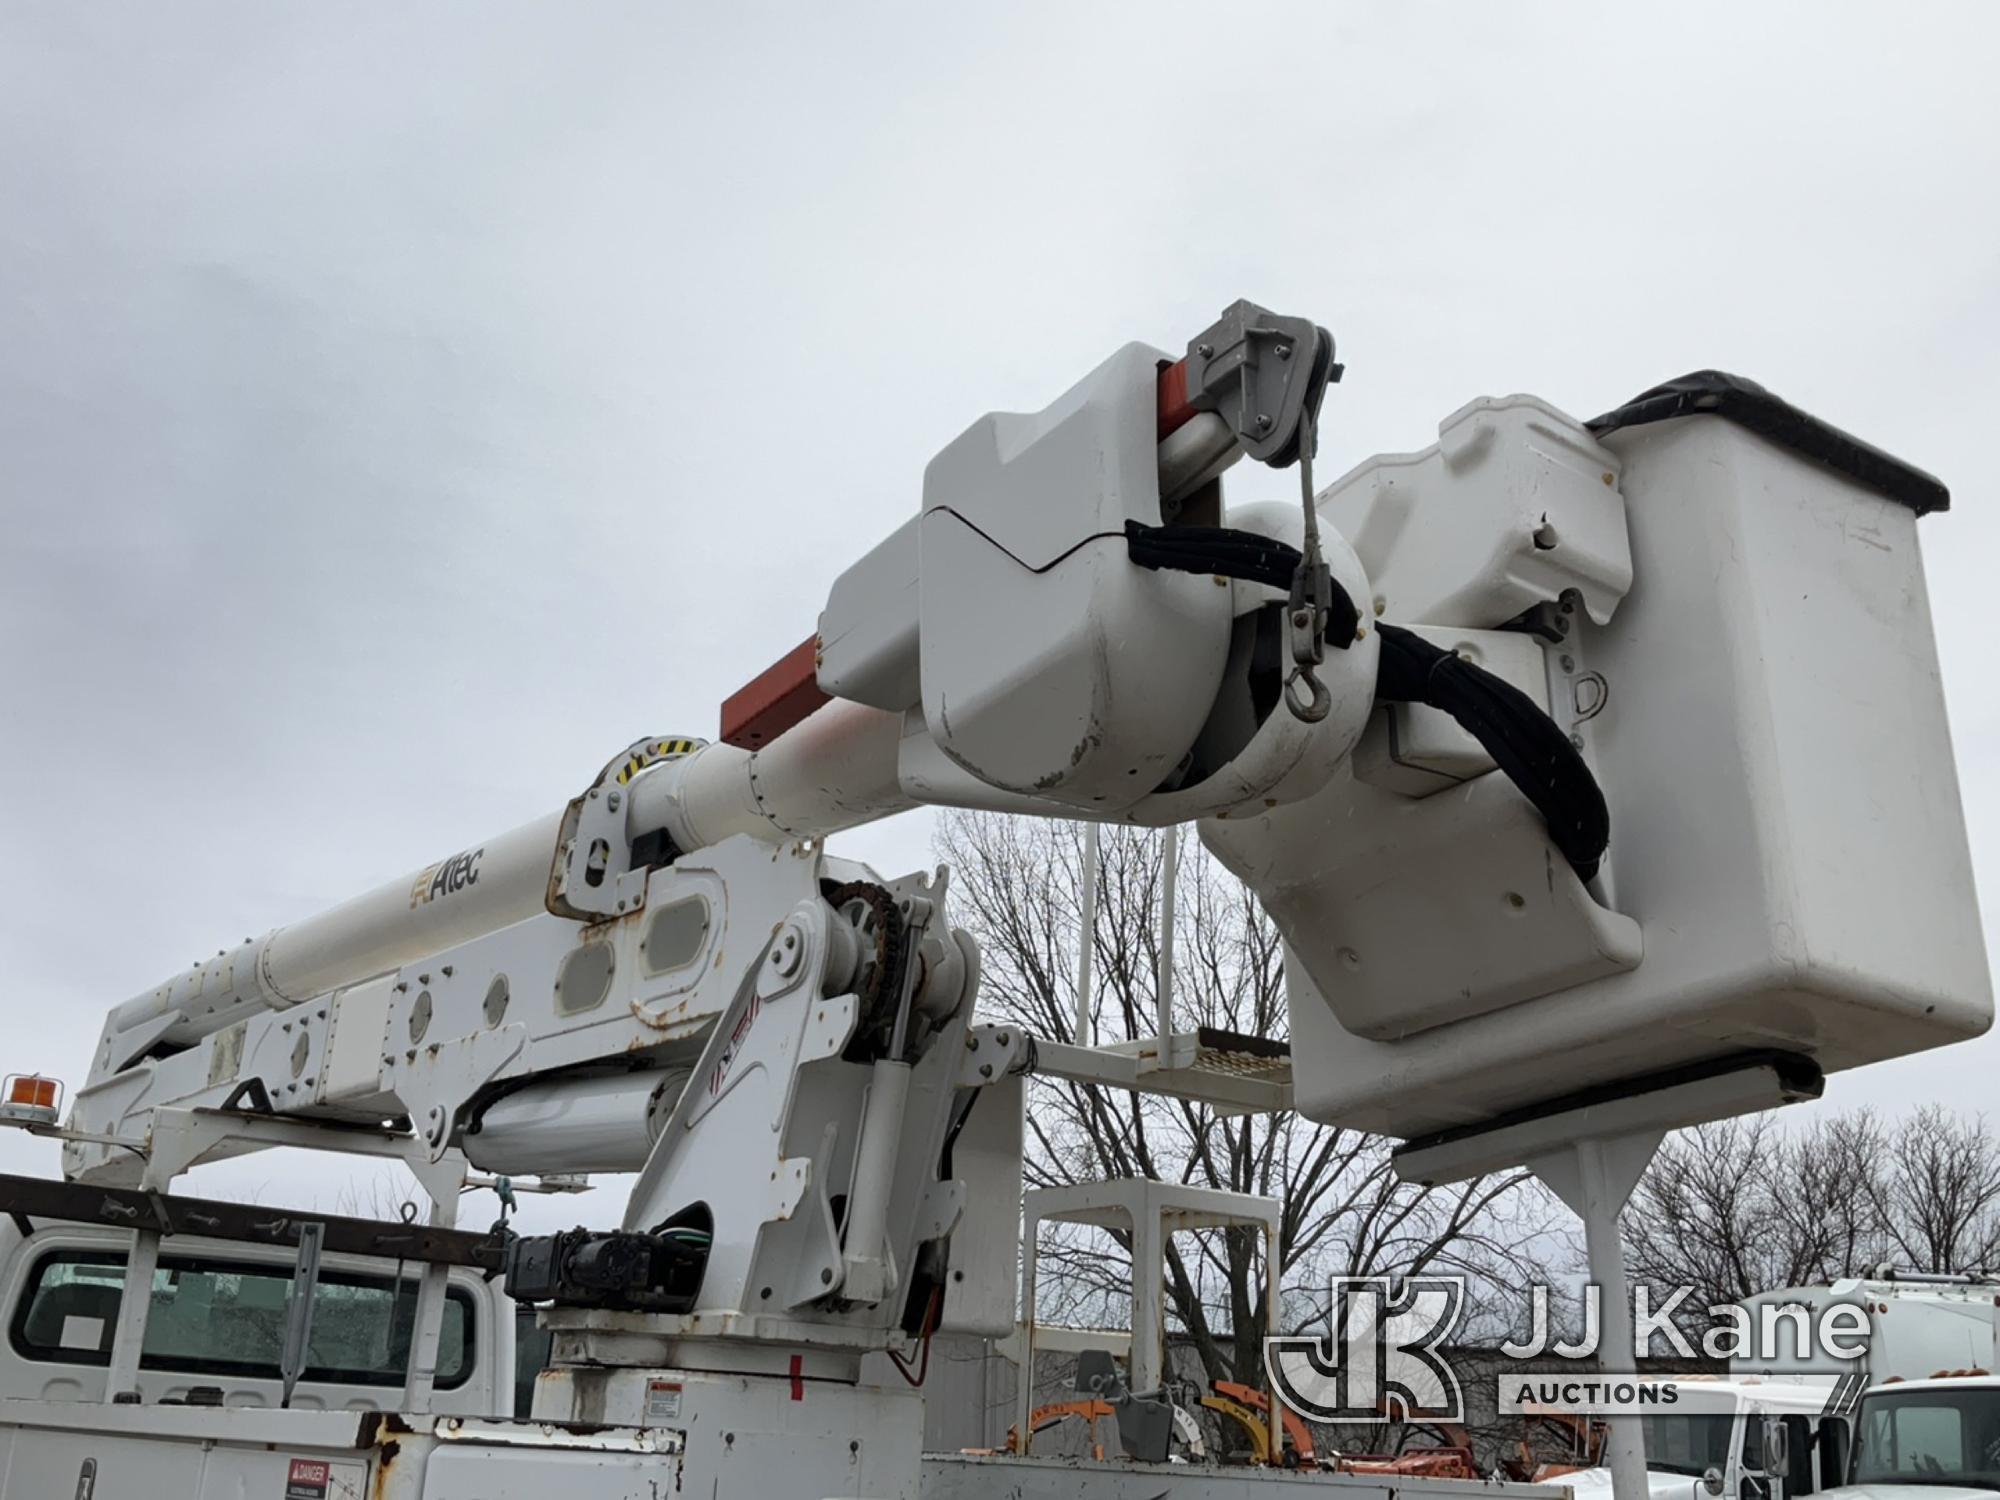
[1702,1465,1727,1495]
[1763,1417,1792,1479]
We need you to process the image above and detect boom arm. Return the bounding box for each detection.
[58,296,1988,1379]
[64,299,1382,1357]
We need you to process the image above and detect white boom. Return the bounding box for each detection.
[50,300,1991,1498]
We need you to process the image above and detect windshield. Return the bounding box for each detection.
[1642,1414,1737,1477]
[1851,1388,2000,1491]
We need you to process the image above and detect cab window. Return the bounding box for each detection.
[9,1250,474,1389]
[1783,1414,1816,1495]
[1851,1388,2000,1489]
[1817,1416,1849,1487]
[514,1303,553,1417]
[1859,1400,1962,1476]
[1640,1413,1734,1476]
[1738,1416,1768,1500]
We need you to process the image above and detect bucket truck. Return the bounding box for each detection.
[0,298,1987,1500]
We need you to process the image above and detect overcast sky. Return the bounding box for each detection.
[3,4,1998,1232]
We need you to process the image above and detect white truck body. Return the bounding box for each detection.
[0,1403,679,1500]
[1818,1374,2000,1500]
[1559,1377,1854,1500]
[0,1200,1570,1499]
[1566,1282,2000,1500]
[0,307,1986,1500]
[0,1395,1570,1500]
[1734,1280,2000,1386]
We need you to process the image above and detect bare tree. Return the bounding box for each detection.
[1623,1112,1885,1319]
[1624,1104,2000,1327]
[1872,1105,2000,1273]
[332,1169,428,1224]
[936,809,1566,1388]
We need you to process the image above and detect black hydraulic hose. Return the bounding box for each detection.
[1125,520,1301,591]
[1124,521,1607,880]
[1373,623,1610,883]
[1124,521,1361,647]
[938,1089,979,1178]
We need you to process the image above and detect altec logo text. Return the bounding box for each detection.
[409,846,484,908]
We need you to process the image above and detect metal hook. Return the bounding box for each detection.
[1285,667,1333,723]
[1281,382,1335,727]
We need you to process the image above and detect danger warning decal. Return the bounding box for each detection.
[644,1378,684,1424]
[284,1458,365,1500]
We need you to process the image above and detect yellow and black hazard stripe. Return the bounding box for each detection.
[614,737,704,786]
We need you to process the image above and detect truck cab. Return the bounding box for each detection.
[0,1217,515,1417]
[1829,1375,2000,1500]
[1562,1378,1854,1500]
[1643,1384,1852,1500]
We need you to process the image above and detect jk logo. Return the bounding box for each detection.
[1265,1276,1465,1423]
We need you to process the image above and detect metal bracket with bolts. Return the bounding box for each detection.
[546,735,705,921]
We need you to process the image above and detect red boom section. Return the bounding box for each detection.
[719,360,1197,748]
[1156,356,1198,440]
[720,635,829,749]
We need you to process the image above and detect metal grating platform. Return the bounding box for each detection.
[1030,1028,1292,1115]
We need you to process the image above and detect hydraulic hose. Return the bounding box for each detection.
[1373,622,1610,883]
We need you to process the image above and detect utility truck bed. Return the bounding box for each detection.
[0,1400,1571,1500]
[0,1402,673,1499]
[921,1455,1567,1499]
